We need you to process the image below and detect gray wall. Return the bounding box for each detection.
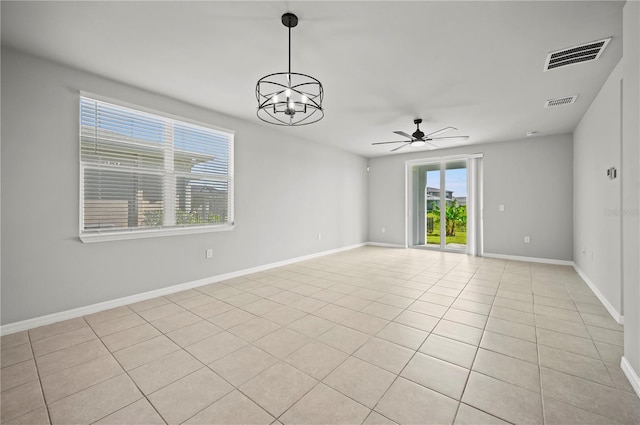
[368,135,574,261]
[573,60,623,315]
[1,48,368,325]
[622,0,640,387]
[572,0,640,387]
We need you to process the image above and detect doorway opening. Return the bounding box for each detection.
[408,155,482,254]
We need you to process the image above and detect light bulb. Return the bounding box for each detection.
[411,140,426,147]
[285,89,291,98]
[288,101,295,110]
[301,95,308,104]
[272,94,279,103]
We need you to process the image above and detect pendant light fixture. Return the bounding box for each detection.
[256,13,324,126]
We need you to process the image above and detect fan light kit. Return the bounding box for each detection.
[256,13,324,126]
[372,119,470,152]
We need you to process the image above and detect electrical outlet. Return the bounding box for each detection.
[382,227,386,233]
[499,204,505,212]
[205,249,213,259]
[524,236,530,244]
[318,233,322,240]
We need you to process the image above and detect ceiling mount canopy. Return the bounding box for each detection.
[256,12,324,126]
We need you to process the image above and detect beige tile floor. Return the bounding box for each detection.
[2,246,639,425]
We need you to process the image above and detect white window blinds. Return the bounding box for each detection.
[80,96,234,239]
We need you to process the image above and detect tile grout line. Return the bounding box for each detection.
[87,303,223,425]
[93,324,184,425]
[30,316,142,425]
[112,297,260,425]
[347,260,440,424]
[124,283,351,424]
[533,262,627,424]
[252,295,401,422]
[532,268,547,425]
[80,315,169,425]
[451,261,507,425]
[364,258,482,423]
[147,311,296,425]
[223,291,405,423]
[564,269,633,424]
[266,256,444,424]
[26,328,54,425]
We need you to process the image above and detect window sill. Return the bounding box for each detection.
[79,224,234,243]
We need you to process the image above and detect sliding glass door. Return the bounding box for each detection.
[443,160,468,250]
[410,158,476,252]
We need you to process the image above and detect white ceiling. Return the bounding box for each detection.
[1,1,623,157]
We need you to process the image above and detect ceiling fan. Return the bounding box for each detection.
[372,119,469,152]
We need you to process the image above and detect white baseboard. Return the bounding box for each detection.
[366,242,406,248]
[573,264,624,324]
[621,356,640,398]
[0,242,367,336]
[482,252,574,266]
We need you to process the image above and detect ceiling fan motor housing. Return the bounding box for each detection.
[413,118,424,139]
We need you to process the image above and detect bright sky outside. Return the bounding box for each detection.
[426,168,468,198]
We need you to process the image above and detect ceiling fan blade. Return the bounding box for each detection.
[425,126,457,138]
[390,142,411,152]
[393,131,413,140]
[428,136,470,142]
[372,140,410,145]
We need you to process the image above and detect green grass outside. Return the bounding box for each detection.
[426,232,467,245]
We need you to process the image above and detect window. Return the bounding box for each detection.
[79,96,234,242]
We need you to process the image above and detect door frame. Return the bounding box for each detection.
[404,153,483,254]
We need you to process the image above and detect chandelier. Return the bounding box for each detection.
[256,13,324,126]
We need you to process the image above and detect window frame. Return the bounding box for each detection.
[78,93,235,243]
